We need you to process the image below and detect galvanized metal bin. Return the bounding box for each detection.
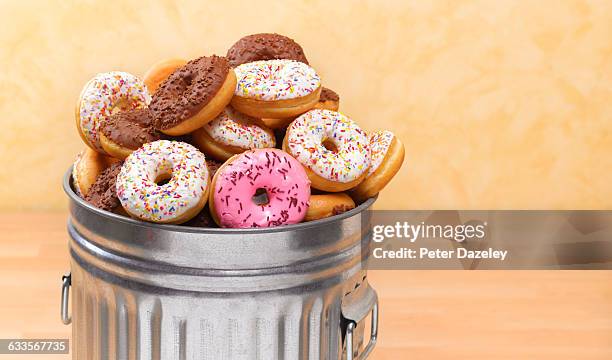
[61,170,378,359]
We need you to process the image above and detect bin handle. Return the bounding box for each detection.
[61,273,71,325]
[345,300,378,360]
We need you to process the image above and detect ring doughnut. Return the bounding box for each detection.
[226,33,308,67]
[186,159,223,228]
[76,71,151,153]
[192,107,275,161]
[351,130,405,201]
[209,148,310,228]
[206,159,222,177]
[72,148,120,196]
[143,58,187,94]
[116,140,210,224]
[260,87,340,129]
[259,116,295,129]
[283,109,371,192]
[188,160,223,229]
[100,108,162,159]
[231,59,321,119]
[313,87,340,111]
[149,55,237,136]
[84,161,123,212]
[304,192,355,221]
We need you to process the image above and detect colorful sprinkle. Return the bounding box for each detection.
[234,59,320,101]
[213,149,310,228]
[116,140,209,223]
[286,109,371,183]
[78,71,151,152]
[368,130,395,176]
[204,107,275,149]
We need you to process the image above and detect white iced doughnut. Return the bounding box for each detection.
[203,107,275,149]
[116,140,209,224]
[351,130,405,201]
[77,71,151,153]
[283,109,370,192]
[368,130,395,175]
[234,59,320,101]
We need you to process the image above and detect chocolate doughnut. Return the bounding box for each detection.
[143,58,188,94]
[84,162,123,212]
[183,205,218,228]
[313,87,340,111]
[149,55,236,135]
[100,108,162,158]
[227,33,308,67]
[319,87,339,102]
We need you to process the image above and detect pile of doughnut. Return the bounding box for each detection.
[71,33,404,228]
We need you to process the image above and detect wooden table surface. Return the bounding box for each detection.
[1,213,611,359]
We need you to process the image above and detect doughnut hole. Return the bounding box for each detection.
[153,159,174,186]
[252,188,269,206]
[322,138,338,153]
[174,72,194,95]
[111,98,140,115]
[154,173,172,186]
[182,74,193,86]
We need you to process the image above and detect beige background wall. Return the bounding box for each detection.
[0,0,611,211]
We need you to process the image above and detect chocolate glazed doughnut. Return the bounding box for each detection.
[143,58,187,94]
[149,55,236,136]
[313,87,340,111]
[100,108,163,159]
[226,33,308,67]
[84,162,123,213]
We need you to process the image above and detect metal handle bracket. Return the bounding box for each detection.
[61,272,72,325]
[345,300,378,360]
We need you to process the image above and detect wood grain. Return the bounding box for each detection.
[0,213,611,359]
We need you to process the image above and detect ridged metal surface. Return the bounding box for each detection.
[71,262,373,359]
[63,170,377,359]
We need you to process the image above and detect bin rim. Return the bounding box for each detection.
[63,168,377,235]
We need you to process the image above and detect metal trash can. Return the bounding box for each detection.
[61,170,378,359]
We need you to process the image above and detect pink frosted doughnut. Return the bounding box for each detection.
[76,71,151,153]
[210,148,310,228]
[116,140,209,224]
[283,109,371,192]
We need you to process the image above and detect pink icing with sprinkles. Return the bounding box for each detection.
[368,130,395,176]
[234,59,320,101]
[213,148,310,228]
[116,140,209,223]
[78,71,151,152]
[287,109,371,183]
[203,107,275,149]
